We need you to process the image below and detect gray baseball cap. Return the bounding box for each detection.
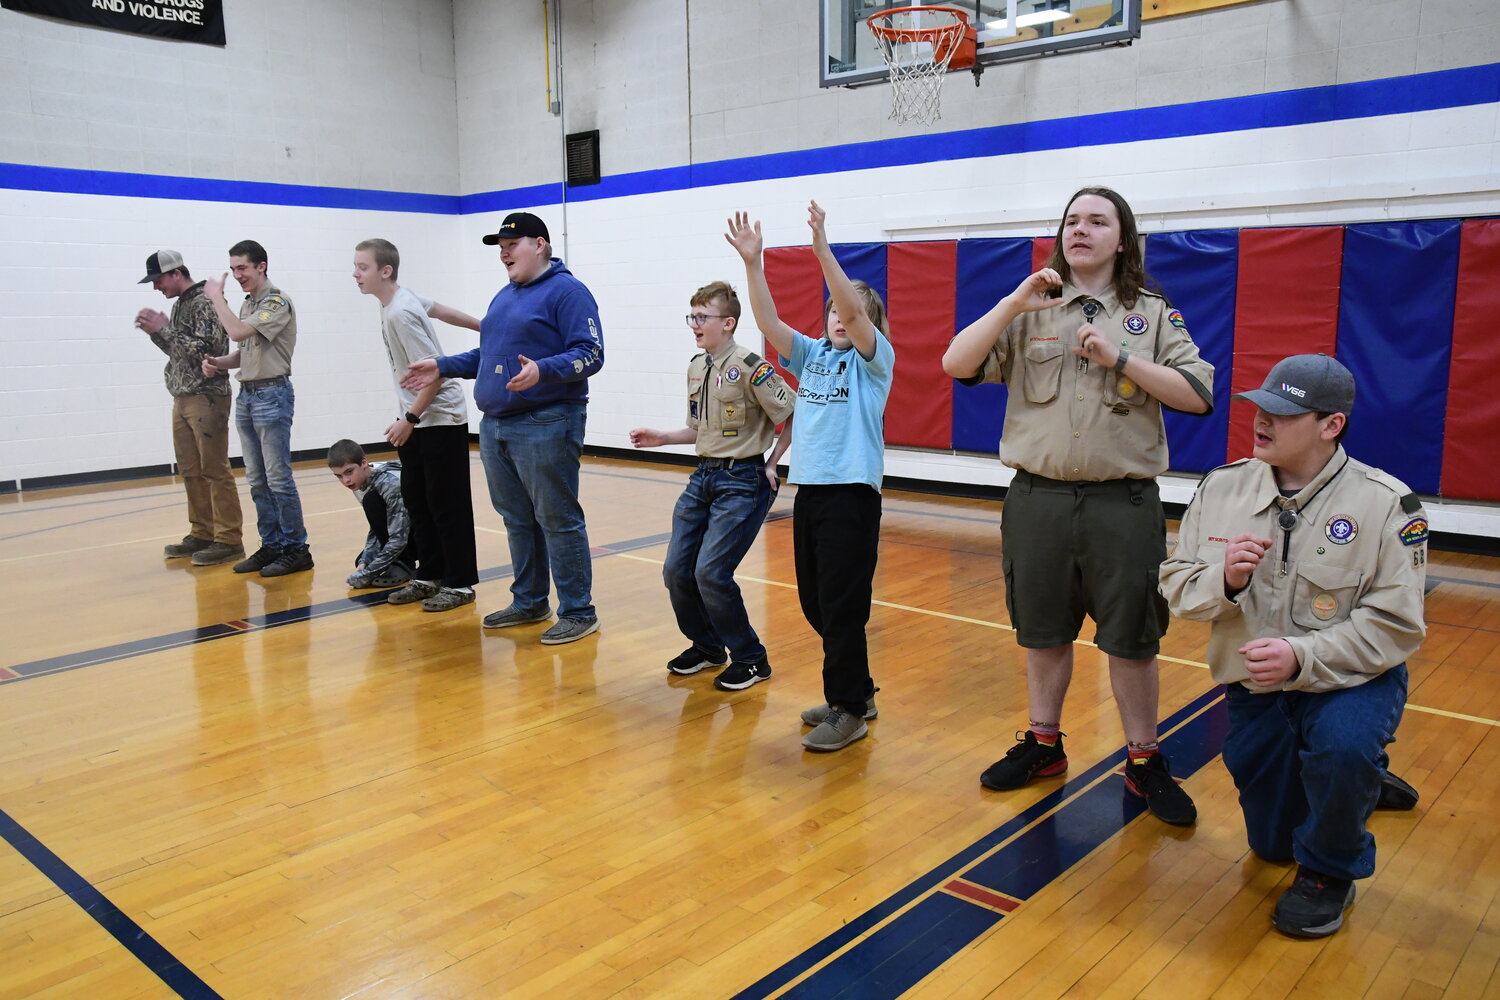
[1233,353,1355,416]
[139,249,186,283]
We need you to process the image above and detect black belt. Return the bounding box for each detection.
[240,375,289,389]
[699,456,764,469]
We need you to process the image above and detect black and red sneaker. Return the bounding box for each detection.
[1122,751,1197,826]
[980,731,1068,790]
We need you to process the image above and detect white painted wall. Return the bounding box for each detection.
[3,0,1499,538]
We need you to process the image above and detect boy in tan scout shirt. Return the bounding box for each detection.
[1160,354,1427,939]
[630,281,793,692]
[202,239,311,578]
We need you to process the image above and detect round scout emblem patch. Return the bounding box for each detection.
[1118,378,1136,397]
[1123,313,1148,335]
[725,365,741,383]
[1167,309,1186,329]
[1311,592,1338,620]
[1325,516,1358,544]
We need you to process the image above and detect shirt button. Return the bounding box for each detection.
[1073,431,1081,438]
[1072,468,1080,475]
[1077,394,1084,401]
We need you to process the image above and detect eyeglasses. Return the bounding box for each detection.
[685,314,731,327]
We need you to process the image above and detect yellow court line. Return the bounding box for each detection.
[614,551,1500,730]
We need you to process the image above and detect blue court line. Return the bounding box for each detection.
[2,64,1495,213]
[0,809,225,1000]
[731,687,1228,1000]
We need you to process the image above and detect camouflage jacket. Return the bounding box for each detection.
[149,282,231,397]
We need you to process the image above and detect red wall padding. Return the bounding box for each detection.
[1227,227,1344,461]
[1031,237,1054,272]
[762,246,825,390]
[1442,219,1500,501]
[885,242,956,448]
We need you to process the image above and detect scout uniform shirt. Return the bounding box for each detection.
[961,284,1213,481]
[1158,447,1428,693]
[236,282,297,381]
[686,338,794,459]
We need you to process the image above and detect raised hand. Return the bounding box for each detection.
[724,211,764,263]
[1008,268,1066,314]
[808,200,829,254]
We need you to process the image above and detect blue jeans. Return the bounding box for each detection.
[663,461,773,663]
[478,402,595,621]
[1221,665,1408,881]
[235,379,307,551]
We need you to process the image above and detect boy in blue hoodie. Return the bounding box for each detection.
[403,213,604,645]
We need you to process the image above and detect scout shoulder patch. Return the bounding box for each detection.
[1398,516,1429,546]
[749,362,776,386]
[263,295,285,312]
[1400,492,1422,514]
[1167,309,1186,329]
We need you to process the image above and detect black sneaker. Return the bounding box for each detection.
[980,731,1068,790]
[1122,752,1197,825]
[233,546,279,574]
[713,658,771,691]
[1272,866,1356,938]
[260,547,314,577]
[666,646,727,675]
[1377,770,1419,811]
[164,535,212,558]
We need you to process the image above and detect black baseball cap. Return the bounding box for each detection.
[1233,353,1356,416]
[482,212,549,245]
[139,249,186,283]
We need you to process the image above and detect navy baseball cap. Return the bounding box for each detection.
[1233,353,1355,416]
[482,212,549,245]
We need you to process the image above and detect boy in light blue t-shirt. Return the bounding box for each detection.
[728,201,895,752]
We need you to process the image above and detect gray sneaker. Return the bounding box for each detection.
[482,604,552,628]
[802,694,879,726]
[802,707,869,752]
[422,587,476,613]
[164,535,212,558]
[540,617,600,645]
[387,580,440,605]
[190,542,245,566]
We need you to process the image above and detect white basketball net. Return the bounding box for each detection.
[869,8,967,126]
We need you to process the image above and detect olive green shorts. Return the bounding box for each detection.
[1000,470,1171,660]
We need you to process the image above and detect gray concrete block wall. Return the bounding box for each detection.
[1,0,460,194]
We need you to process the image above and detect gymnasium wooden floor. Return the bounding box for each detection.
[2,449,1498,1000]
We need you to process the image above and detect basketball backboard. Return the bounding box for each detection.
[821,0,1142,88]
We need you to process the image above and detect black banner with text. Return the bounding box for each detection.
[1,0,225,46]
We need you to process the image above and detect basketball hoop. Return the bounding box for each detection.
[867,5,977,126]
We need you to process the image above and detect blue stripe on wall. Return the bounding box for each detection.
[832,243,889,307]
[1337,221,1460,494]
[951,238,1032,454]
[1147,229,1239,473]
[2,63,1497,213]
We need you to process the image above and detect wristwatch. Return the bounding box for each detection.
[1114,349,1130,375]
[403,411,421,425]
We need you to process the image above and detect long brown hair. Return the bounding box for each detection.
[1043,186,1150,309]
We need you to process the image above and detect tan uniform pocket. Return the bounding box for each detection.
[1290,563,1363,630]
[1022,342,1065,404]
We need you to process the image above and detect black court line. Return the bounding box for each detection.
[2,529,675,684]
[0,809,225,1000]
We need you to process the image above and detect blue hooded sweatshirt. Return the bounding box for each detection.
[437,259,604,416]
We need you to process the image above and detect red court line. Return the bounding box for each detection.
[944,878,1020,913]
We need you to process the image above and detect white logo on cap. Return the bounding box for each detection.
[1281,383,1306,397]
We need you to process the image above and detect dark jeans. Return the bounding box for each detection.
[1222,665,1408,881]
[793,483,882,711]
[397,423,478,589]
[478,402,595,620]
[663,461,773,664]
